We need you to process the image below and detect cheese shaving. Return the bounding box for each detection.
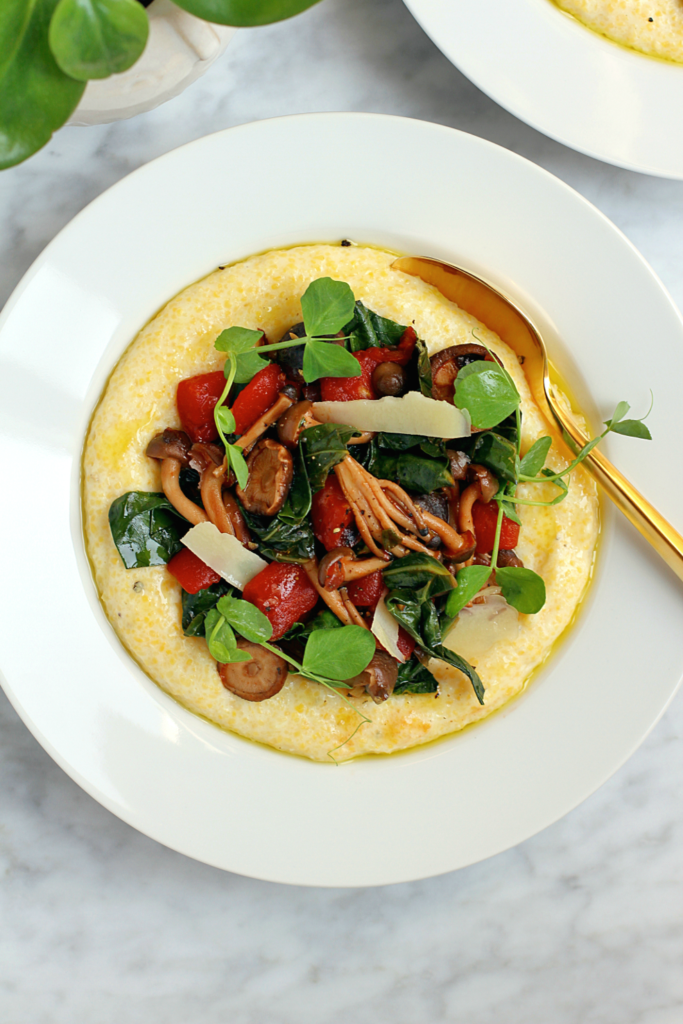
[312,391,470,438]
[181,522,267,589]
[371,596,405,663]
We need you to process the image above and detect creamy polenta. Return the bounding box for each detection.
[82,244,599,761]
[552,0,683,63]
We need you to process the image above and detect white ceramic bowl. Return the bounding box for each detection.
[1,113,682,886]
[403,0,683,178]
[67,0,235,127]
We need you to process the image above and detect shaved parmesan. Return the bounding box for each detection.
[371,596,406,663]
[443,594,519,665]
[181,522,267,589]
[312,391,470,438]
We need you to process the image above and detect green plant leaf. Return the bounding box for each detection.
[108,491,187,568]
[171,0,321,28]
[382,552,454,599]
[300,423,354,492]
[300,277,356,337]
[454,361,520,430]
[394,656,438,694]
[205,609,251,663]
[226,442,249,490]
[604,400,630,428]
[301,625,375,681]
[469,430,518,484]
[49,0,148,80]
[0,0,85,170]
[301,340,360,383]
[444,565,492,622]
[215,405,236,434]
[496,566,546,614]
[519,436,552,478]
[370,451,453,494]
[609,419,652,440]
[215,326,268,383]
[182,581,232,636]
[344,300,406,351]
[216,594,273,643]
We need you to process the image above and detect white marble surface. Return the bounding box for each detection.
[1,1,682,1020]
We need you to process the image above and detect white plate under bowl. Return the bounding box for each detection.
[403,0,683,178]
[1,113,682,887]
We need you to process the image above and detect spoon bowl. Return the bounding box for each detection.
[392,255,683,584]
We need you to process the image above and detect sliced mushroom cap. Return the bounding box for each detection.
[447,449,471,481]
[236,438,294,516]
[188,442,224,473]
[277,400,317,449]
[429,343,490,403]
[413,490,449,524]
[467,463,498,503]
[218,639,287,701]
[146,428,192,463]
[318,546,355,590]
[496,549,524,568]
[346,650,398,703]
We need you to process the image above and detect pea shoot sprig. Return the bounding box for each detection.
[204,592,374,715]
[450,336,652,615]
[210,278,363,487]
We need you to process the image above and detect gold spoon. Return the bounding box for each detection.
[392,255,683,584]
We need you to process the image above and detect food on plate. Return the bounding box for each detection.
[551,0,683,64]
[83,243,606,761]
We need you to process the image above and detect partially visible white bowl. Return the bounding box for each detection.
[403,0,683,178]
[67,0,235,127]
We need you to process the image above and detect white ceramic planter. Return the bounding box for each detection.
[68,0,235,127]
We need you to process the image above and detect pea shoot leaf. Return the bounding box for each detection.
[444,565,492,623]
[215,326,268,383]
[204,610,251,663]
[496,567,546,614]
[301,625,375,681]
[519,436,552,478]
[215,406,236,435]
[226,443,249,489]
[301,340,361,383]
[49,0,149,80]
[0,0,85,170]
[454,361,520,430]
[603,401,630,429]
[609,419,652,440]
[216,595,273,643]
[300,277,356,337]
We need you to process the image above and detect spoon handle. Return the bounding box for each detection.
[553,406,683,583]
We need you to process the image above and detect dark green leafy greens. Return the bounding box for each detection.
[300,423,355,493]
[182,581,232,636]
[344,300,407,351]
[394,657,438,694]
[108,491,187,568]
[239,504,316,563]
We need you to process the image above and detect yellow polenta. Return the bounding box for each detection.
[552,0,683,63]
[82,244,599,762]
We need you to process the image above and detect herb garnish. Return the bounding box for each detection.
[452,333,653,616]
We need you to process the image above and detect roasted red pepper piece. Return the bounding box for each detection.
[347,569,384,609]
[231,363,286,435]
[396,627,416,660]
[472,500,520,554]
[359,327,418,367]
[319,350,377,402]
[311,474,355,551]
[242,562,319,641]
[166,547,222,594]
[176,370,226,443]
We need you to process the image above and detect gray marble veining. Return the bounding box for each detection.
[1,1,681,1021]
